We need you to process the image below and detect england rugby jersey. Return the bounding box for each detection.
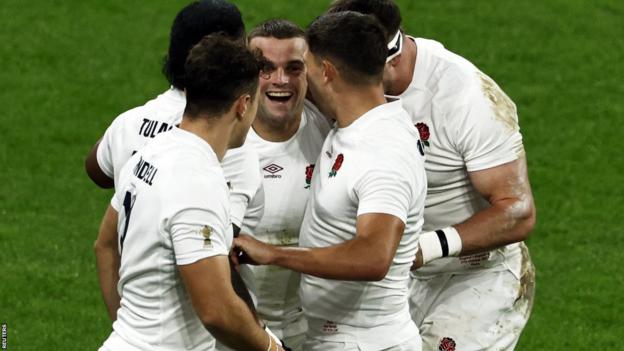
[240,100,331,337]
[298,100,426,349]
[103,128,232,351]
[397,38,526,278]
[96,87,263,230]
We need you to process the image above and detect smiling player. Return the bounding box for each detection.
[235,19,333,351]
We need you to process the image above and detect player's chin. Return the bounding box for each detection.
[262,104,293,120]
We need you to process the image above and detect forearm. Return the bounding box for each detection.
[454,197,535,255]
[95,245,121,321]
[228,258,257,317]
[94,205,121,321]
[270,239,388,281]
[206,296,272,351]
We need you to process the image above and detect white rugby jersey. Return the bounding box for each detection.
[96,87,263,230]
[239,100,331,336]
[298,100,426,348]
[397,38,526,278]
[105,128,232,350]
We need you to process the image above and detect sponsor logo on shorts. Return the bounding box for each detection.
[263,163,283,178]
[438,337,456,351]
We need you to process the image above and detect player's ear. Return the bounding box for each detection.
[321,59,336,84]
[234,94,252,121]
[388,53,401,67]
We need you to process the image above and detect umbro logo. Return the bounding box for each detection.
[263,164,283,174]
[263,163,283,179]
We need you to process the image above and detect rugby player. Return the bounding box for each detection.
[99,35,283,351]
[86,0,261,323]
[233,12,427,351]
[328,1,537,350]
[235,19,332,351]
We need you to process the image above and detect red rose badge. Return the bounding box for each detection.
[415,122,430,146]
[415,122,430,156]
[329,153,344,178]
[438,337,456,351]
[305,164,315,188]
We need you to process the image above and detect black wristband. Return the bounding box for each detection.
[435,229,449,257]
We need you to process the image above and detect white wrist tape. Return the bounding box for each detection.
[264,324,282,348]
[419,227,462,265]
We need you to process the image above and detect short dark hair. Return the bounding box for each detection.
[327,0,402,41]
[163,0,246,90]
[248,19,304,41]
[306,12,387,85]
[184,34,261,117]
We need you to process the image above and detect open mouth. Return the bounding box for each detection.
[266,91,293,103]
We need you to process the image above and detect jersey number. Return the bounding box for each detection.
[119,190,136,253]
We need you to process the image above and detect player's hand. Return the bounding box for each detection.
[232,234,276,265]
[410,246,423,271]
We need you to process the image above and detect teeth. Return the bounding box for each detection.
[267,92,293,98]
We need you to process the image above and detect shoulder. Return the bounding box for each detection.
[414,37,482,97]
[222,145,262,183]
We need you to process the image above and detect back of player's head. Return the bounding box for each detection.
[184,34,261,117]
[163,0,245,90]
[306,12,387,86]
[248,19,304,41]
[327,0,402,41]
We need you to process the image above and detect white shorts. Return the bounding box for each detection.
[302,335,421,351]
[98,330,147,351]
[409,260,535,351]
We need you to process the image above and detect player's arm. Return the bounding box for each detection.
[233,213,404,281]
[93,204,121,321]
[414,157,535,268]
[85,138,114,188]
[178,255,283,351]
[229,223,257,315]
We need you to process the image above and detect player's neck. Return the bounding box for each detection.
[252,113,301,142]
[333,84,387,128]
[179,115,231,161]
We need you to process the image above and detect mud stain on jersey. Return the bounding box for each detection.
[478,71,519,135]
[514,242,535,318]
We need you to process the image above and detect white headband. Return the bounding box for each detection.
[386,31,403,63]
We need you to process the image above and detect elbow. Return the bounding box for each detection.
[197,311,222,330]
[85,155,114,188]
[361,256,392,281]
[513,203,536,242]
[197,309,232,333]
[94,237,117,254]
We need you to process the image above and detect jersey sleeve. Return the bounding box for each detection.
[166,171,232,266]
[221,146,264,228]
[354,161,413,224]
[96,119,118,179]
[451,71,524,172]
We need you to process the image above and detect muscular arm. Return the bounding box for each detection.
[456,157,536,255]
[178,256,280,351]
[233,213,405,281]
[94,205,120,321]
[85,139,114,188]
